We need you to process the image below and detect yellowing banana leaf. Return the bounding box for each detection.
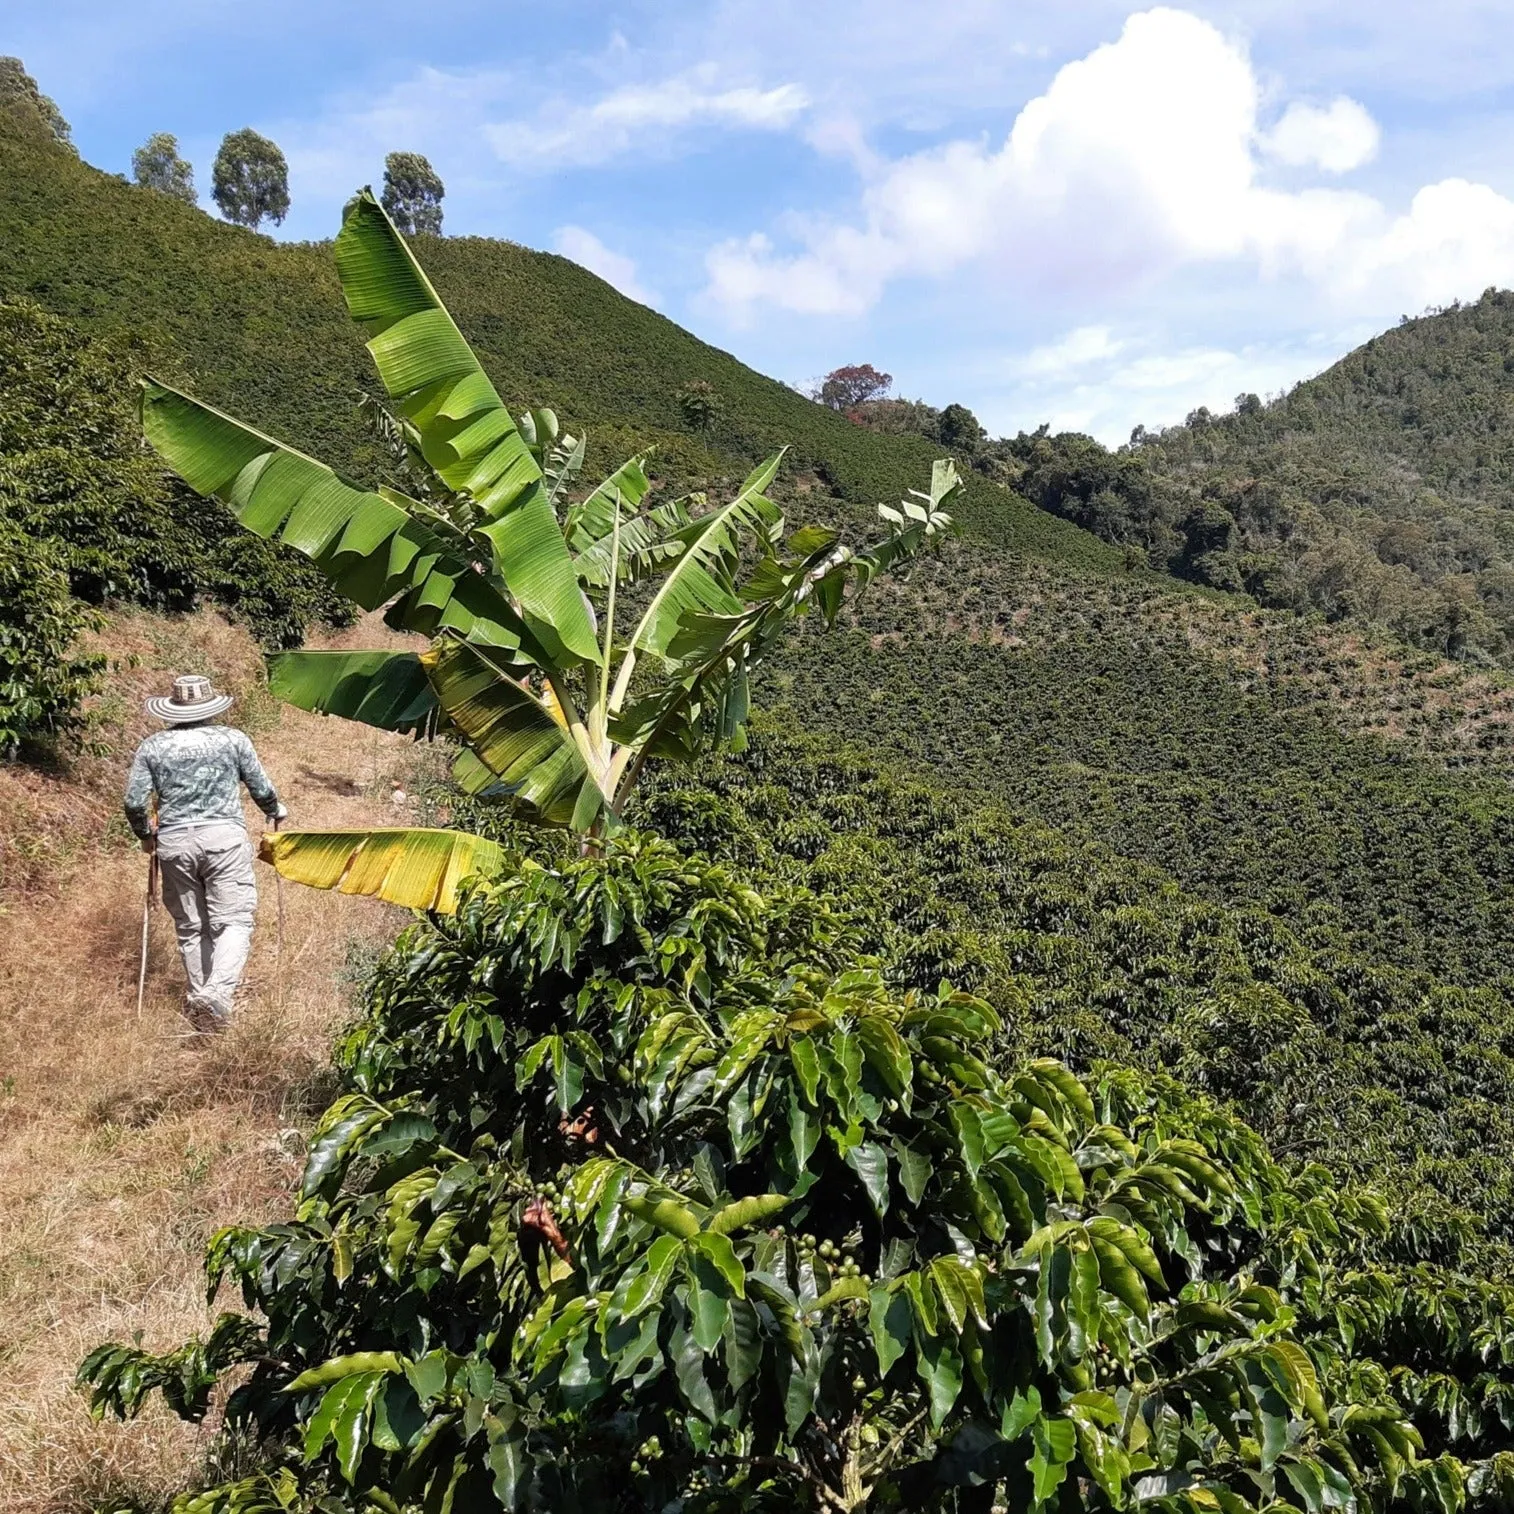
[259,827,503,912]
[421,637,590,825]
[333,191,598,665]
[267,650,438,733]
[140,380,533,655]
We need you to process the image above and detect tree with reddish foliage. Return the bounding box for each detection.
[815,362,892,411]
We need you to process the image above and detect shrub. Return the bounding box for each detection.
[676,378,723,431]
[0,299,352,647]
[0,509,100,754]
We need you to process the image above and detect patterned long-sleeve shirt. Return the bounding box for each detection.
[122,724,286,840]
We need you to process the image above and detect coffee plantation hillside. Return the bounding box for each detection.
[0,299,350,648]
[10,88,1514,779]
[0,110,1106,574]
[11,73,1514,1006]
[771,620,1514,987]
[0,94,1116,758]
[853,542,1514,783]
[82,835,1502,1514]
[626,721,1514,1268]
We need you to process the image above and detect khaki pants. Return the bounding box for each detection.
[157,822,257,1024]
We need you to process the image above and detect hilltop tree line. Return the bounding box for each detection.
[809,364,991,458]
[1,55,445,233]
[201,133,443,234]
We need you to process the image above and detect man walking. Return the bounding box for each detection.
[123,674,288,1033]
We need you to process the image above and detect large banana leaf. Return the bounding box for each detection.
[333,191,598,665]
[614,623,760,764]
[259,827,503,912]
[666,461,961,665]
[141,381,537,655]
[421,637,591,826]
[267,650,437,733]
[564,454,653,552]
[621,470,959,765]
[609,454,783,708]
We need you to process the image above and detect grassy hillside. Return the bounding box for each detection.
[0,608,428,1510]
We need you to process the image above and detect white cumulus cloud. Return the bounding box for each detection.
[701,7,1514,326]
[1016,326,1125,379]
[554,226,657,306]
[978,326,1359,445]
[488,68,808,168]
[1261,97,1380,173]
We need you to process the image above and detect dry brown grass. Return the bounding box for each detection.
[0,608,434,1513]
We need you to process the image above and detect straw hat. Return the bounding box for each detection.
[145,673,234,724]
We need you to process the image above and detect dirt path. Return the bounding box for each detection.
[0,609,435,1513]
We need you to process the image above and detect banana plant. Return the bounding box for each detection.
[140,189,958,910]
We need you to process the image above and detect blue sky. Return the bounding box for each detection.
[13,1,1514,442]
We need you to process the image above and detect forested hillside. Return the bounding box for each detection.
[987,294,1514,665]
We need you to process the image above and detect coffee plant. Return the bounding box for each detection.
[81,834,1471,1514]
[0,508,100,754]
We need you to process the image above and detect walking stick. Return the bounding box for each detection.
[273,814,286,1006]
[135,845,158,1020]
